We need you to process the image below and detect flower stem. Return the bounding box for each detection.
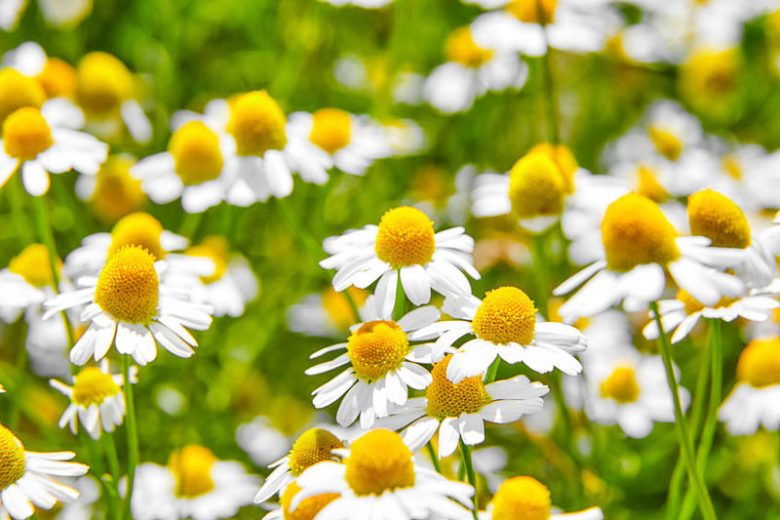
[484,358,500,384]
[392,270,405,321]
[7,176,34,243]
[650,302,717,520]
[426,442,442,474]
[121,356,139,520]
[344,289,362,323]
[536,0,559,145]
[459,440,479,519]
[101,433,122,520]
[531,233,549,318]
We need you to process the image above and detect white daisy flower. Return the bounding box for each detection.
[292,429,474,520]
[479,475,603,520]
[719,337,780,435]
[321,206,479,316]
[56,476,100,520]
[130,445,259,520]
[382,118,425,156]
[0,105,107,196]
[413,286,586,383]
[288,287,371,338]
[75,154,147,224]
[379,354,548,458]
[45,245,213,366]
[49,359,134,440]
[318,0,393,8]
[0,243,60,322]
[235,416,291,468]
[307,305,440,428]
[0,423,89,520]
[37,0,93,27]
[554,193,747,322]
[0,0,25,30]
[288,109,390,176]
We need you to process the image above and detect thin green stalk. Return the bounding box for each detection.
[459,440,479,520]
[531,233,549,318]
[536,0,560,144]
[426,442,441,474]
[392,270,404,321]
[276,198,320,259]
[484,358,500,384]
[121,356,139,520]
[178,211,204,238]
[650,302,717,520]
[343,289,362,323]
[7,176,34,243]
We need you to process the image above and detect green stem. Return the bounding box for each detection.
[459,440,479,520]
[7,175,34,243]
[102,432,122,520]
[276,198,320,259]
[343,289,362,323]
[650,302,717,520]
[178,211,204,239]
[484,358,500,384]
[392,270,405,321]
[426,442,441,474]
[121,356,139,520]
[536,0,559,145]
[531,233,549,318]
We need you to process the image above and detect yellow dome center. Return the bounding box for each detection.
[491,476,552,520]
[94,246,160,324]
[426,355,491,419]
[445,27,495,68]
[89,156,146,223]
[472,287,537,345]
[169,121,225,185]
[347,320,409,381]
[108,212,166,260]
[169,445,217,498]
[0,424,26,491]
[309,108,352,154]
[737,338,780,388]
[345,429,415,496]
[0,68,46,124]
[280,482,339,520]
[8,243,60,288]
[507,0,557,24]
[635,165,669,203]
[3,107,54,160]
[648,125,683,161]
[72,366,121,407]
[186,236,229,284]
[680,48,739,105]
[688,189,751,249]
[527,143,578,194]
[288,428,344,477]
[508,152,567,219]
[323,287,367,332]
[599,365,640,404]
[76,52,133,116]
[228,90,287,156]
[374,206,436,268]
[601,193,680,271]
[37,58,77,100]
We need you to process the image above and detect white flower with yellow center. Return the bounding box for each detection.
[379,355,548,458]
[288,108,390,176]
[45,244,213,366]
[292,429,474,520]
[321,206,479,316]
[0,243,61,322]
[0,105,108,196]
[131,445,259,520]
[414,286,586,383]
[75,154,147,224]
[0,422,88,520]
[1,0,92,30]
[554,193,746,322]
[287,287,370,338]
[423,25,528,114]
[719,338,780,435]
[307,305,440,428]
[478,475,603,520]
[255,428,345,505]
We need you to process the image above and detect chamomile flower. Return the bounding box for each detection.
[0,105,108,196]
[254,428,345,504]
[679,46,740,115]
[719,338,780,435]
[76,154,147,223]
[49,359,134,440]
[413,287,586,383]
[0,243,60,322]
[45,245,213,366]
[321,206,479,315]
[479,476,603,520]
[0,423,89,520]
[3,42,80,113]
[554,193,746,322]
[380,355,548,458]
[288,109,390,176]
[287,288,370,338]
[292,429,474,520]
[0,0,92,30]
[307,305,440,428]
[130,445,259,520]
[235,416,291,468]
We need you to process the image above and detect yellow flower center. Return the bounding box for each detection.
[186,236,229,284]
[322,287,367,332]
[8,243,60,288]
[76,52,134,116]
[688,189,751,249]
[280,482,339,520]
[108,212,166,260]
[168,445,217,498]
[508,152,567,219]
[72,366,120,407]
[648,125,683,161]
[3,107,54,160]
[680,48,739,102]
[601,193,680,271]
[507,0,557,24]
[228,90,287,156]
[426,355,491,419]
[347,320,409,381]
[374,206,435,268]
[344,429,415,496]
[527,143,577,194]
[309,108,352,154]
[288,428,344,477]
[0,424,26,491]
[635,165,669,203]
[94,246,160,324]
[491,476,552,520]
[599,365,641,404]
[0,68,46,123]
[721,155,743,180]
[737,338,780,388]
[472,287,537,345]
[169,121,225,185]
[38,58,77,100]
[445,27,495,68]
[89,156,146,223]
